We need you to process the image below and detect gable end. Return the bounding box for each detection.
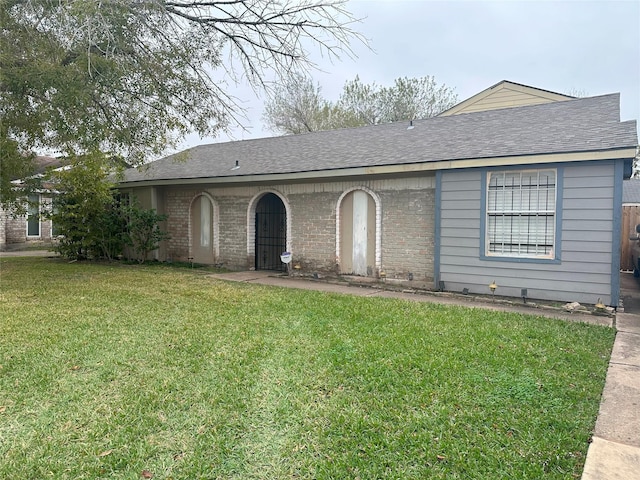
[439,80,574,116]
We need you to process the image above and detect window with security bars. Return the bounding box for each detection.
[487,169,556,258]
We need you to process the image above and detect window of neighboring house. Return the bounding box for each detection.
[117,192,132,226]
[27,194,40,237]
[50,198,60,237]
[118,192,131,207]
[486,169,556,258]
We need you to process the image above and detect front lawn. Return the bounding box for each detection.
[0,257,614,479]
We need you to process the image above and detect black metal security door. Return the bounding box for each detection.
[255,193,286,271]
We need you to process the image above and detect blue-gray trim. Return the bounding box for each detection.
[479,166,563,265]
[611,159,624,307]
[556,167,564,262]
[434,170,442,289]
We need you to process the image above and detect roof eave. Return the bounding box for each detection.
[117,146,638,188]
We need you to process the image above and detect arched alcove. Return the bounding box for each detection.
[336,187,381,276]
[189,193,219,264]
[247,191,291,271]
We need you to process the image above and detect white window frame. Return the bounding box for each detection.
[26,193,41,238]
[485,168,557,259]
[46,196,60,238]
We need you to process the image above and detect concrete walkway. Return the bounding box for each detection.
[210,270,639,480]
[209,270,612,326]
[581,310,640,479]
[0,249,57,257]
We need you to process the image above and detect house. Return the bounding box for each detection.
[117,81,638,307]
[0,156,62,251]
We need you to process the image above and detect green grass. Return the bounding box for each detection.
[0,257,614,479]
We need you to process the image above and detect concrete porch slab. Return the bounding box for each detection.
[209,271,277,282]
[245,275,384,296]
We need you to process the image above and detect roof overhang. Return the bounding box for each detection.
[117,147,638,188]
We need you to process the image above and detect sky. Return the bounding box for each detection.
[179,0,640,150]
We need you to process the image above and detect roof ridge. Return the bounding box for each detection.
[487,79,576,98]
[187,93,622,152]
[121,91,635,185]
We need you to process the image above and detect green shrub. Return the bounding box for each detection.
[47,154,169,262]
[48,153,118,260]
[122,200,170,263]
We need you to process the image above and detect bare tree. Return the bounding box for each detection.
[564,88,589,98]
[264,74,458,135]
[1,0,364,210]
[262,73,354,134]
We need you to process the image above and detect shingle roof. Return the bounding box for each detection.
[121,93,638,184]
[9,156,64,181]
[624,179,640,204]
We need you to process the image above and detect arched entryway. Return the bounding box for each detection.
[337,188,381,276]
[190,193,218,264]
[254,193,287,271]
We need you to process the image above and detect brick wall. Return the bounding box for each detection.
[164,189,193,261]
[218,196,250,268]
[2,214,26,245]
[138,176,435,279]
[380,189,435,281]
[0,211,6,249]
[289,192,339,273]
[0,200,55,249]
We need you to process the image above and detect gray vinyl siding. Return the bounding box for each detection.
[438,161,616,305]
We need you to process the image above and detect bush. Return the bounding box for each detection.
[47,154,169,262]
[123,200,170,264]
[48,154,118,260]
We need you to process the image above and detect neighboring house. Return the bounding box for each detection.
[117,80,638,307]
[0,156,61,251]
[621,178,640,271]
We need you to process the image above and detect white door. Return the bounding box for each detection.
[352,190,368,276]
[191,196,214,264]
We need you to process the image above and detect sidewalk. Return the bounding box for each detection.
[0,249,57,257]
[581,311,640,480]
[210,270,639,480]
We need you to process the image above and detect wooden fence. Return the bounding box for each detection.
[621,205,640,271]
